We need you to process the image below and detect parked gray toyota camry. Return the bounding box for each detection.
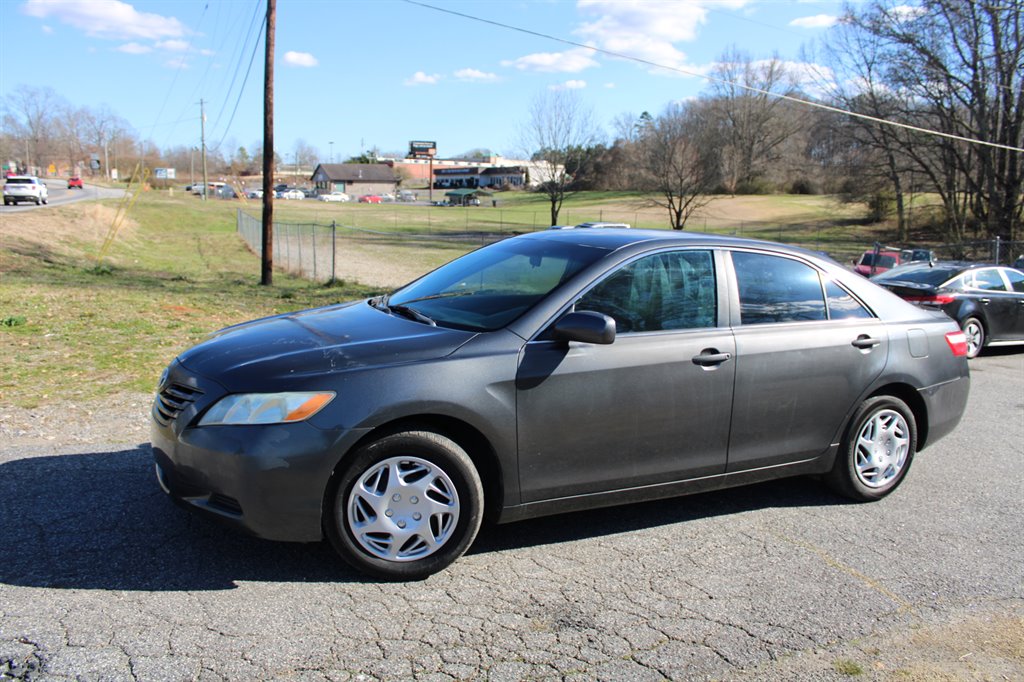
[152,229,970,580]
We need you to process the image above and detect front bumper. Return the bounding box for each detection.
[150,361,368,542]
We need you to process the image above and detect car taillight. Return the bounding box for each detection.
[945,331,968,357]
[905,293,955,305]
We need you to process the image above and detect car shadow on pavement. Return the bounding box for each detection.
[0,446,354,591]
[471,475,843,557]
[0,445,845,590]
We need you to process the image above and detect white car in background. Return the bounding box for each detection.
[281,189,305,200]
[3,176,49,206]
[318,191,351,203]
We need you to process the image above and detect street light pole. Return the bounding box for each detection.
[329,141,334,164]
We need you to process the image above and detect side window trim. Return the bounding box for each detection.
[725,248,869,326]
[530,247,724,342]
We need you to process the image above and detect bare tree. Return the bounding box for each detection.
[2,85,64,173]
[838,0,1024,243]
[293,139,319,176]
[639,103,718,230]
[53,103,89,174]
[519,90,600,225]
[706,49,805,193]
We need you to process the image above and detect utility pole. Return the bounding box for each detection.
[261,0,276,286]
[200,99,209,201]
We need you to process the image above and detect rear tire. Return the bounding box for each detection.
[962,317,984,359]
[325,430,483,580]
[826,395,917,502]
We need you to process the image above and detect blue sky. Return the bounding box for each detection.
[2,0,849,163]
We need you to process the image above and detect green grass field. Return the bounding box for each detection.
[1,189,883,408]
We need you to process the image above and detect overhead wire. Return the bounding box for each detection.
[209,10,267,153]
[151,2,210,148]
[402,0,1024,153]
[210,0,264,137]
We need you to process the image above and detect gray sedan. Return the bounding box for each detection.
[152,230,970,580]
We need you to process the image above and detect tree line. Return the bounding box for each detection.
[523,0,1021,240]
[4,0,1019,242]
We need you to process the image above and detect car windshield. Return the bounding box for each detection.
[6,178,32,184]
[873,264,962,286]
[386,237,612,331]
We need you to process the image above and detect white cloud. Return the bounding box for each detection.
[283,51,318,67]
[405,71,440,86]
[41,24,52,34]
[155,39,189,52]
[117,42,151,54]
[501,47,598,73]
[22,0,186,40]
[572,0,750,73]
[454,68,498,82]
[604,82,615,88]
[549,80,588,91]
[789,14,837,29]
[166,56,189,70]
[892,5,926,21]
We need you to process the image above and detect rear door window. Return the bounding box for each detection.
[732,252,827,324]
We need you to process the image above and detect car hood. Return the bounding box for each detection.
[177,299,477,389]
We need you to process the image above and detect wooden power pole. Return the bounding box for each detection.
[260,0,276,286]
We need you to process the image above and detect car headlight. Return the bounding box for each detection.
[199,392,335,426]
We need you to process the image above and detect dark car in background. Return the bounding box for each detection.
[873,262,1024,358]
[152,230,970,580]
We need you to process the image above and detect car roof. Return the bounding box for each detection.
[521,227,825,258]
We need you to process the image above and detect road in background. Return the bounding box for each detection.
[1,179,125,213]
[0,352,1021,680]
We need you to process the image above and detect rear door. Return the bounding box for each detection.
[725,251,887,472]
[969,268,1024,341]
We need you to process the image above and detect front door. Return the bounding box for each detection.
[516,249,734,503]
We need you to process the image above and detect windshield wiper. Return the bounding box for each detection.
[394,290,476,306]
[370,295,436,326]
[389,304,436,326]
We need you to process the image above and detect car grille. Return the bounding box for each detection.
[154,383,204,426]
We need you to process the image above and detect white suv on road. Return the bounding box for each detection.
[3,176,49,206]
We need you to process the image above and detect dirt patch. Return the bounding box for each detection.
[741,602,1024,681]
[0,391,151,447]
[0,203,138,261]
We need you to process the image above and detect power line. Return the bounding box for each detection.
[210,10,267,153]
[211,0,264,138]
[402,0,1024,154]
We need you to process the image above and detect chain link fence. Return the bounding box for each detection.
[238,210,1023,286]
[237,210,518,285]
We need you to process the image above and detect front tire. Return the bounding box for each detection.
[325,430,483,580]
[962,317,984,358]
[826,395,917,501]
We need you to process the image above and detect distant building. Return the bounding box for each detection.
[310,163,397,196]
[378,154,558,189]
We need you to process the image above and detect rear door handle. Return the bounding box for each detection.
[852,336,881,349]
[692,350,732,366]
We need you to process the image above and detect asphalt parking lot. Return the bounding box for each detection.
[1,351,1021,681]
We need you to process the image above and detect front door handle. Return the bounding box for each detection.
[692,350,732,366]
[852,336,881,349]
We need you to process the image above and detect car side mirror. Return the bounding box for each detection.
[552,311,616,345]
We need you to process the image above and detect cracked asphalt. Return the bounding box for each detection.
[1,352,1021,681]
